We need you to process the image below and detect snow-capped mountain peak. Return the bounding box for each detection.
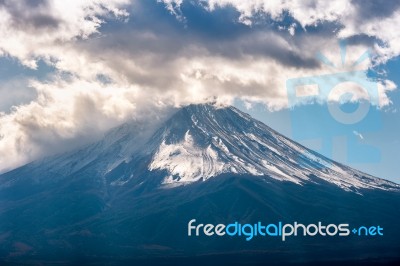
[145,104,399,191]
[2,104,398,193]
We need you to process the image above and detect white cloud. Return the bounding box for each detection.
[0,77,175,173]
[162,0,400,63]
[353,130,364,140]
[0,78,37,112]
[0,0,129,68]
[205,0,352,27]
[339,10,400,64]
[158,0,184,21]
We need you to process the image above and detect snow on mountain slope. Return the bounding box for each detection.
[0,115,171,188]
[1,104,398,193]
[146,104,399,191]
[150,130,227,184]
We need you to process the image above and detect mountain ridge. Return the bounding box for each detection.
[1,104,398,193]
[145,104,399,191]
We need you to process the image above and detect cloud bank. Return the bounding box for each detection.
[0,0,399,172]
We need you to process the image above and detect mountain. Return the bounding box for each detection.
[0,104,399,265]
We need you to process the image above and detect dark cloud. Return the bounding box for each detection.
[83,0,322,85]
[0,0,60,31]
[352,0,400,19]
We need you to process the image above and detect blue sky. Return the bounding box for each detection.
[0,0,399,183]
[235,90,400,183]
[235,53,400,183]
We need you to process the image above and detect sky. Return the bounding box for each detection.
[0,0,399,183]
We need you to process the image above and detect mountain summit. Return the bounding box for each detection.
[2,104,398,193]
[1,104,400,264]
[145,104,398,191]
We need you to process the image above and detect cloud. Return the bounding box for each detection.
[158,0,184,21]
[0,0,399,173]
[0,77,176,173]
[353,130,364,140]
[0,78,37,112]
[161,0,400,63]
[0,0,129,68]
